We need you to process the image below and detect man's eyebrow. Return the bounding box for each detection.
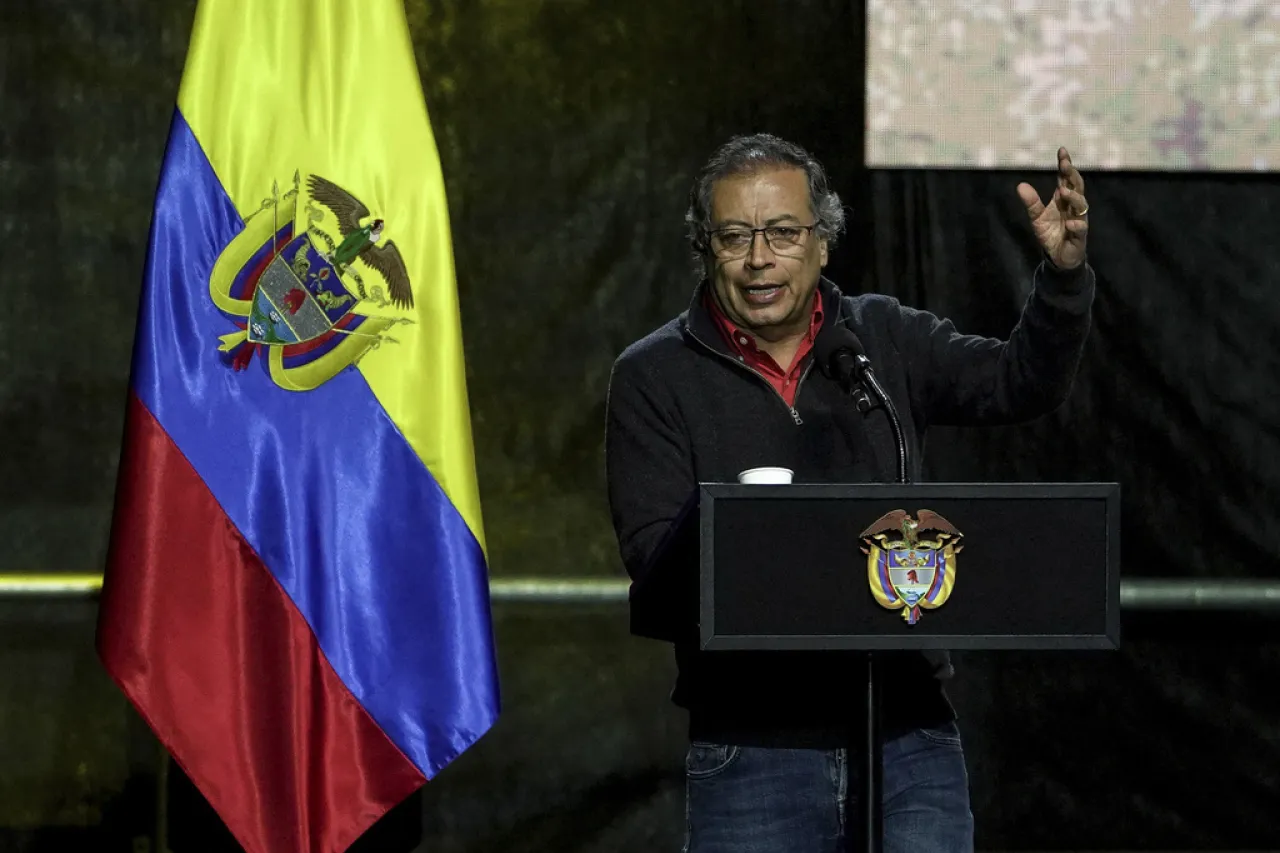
[712,214,806,229]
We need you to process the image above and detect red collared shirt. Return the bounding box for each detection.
[706,289,825,406]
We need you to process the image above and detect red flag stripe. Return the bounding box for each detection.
[97,393,425,852]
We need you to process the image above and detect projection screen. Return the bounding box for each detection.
[866,1,1280,171]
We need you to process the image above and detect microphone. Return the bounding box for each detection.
[814,326,910,484]
[814,327,873,408]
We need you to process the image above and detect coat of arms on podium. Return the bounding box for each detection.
[861,510,962,625]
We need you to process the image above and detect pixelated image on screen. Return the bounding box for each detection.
[866,1,1280,171]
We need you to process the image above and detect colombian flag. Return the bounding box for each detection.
[95,2,500,851]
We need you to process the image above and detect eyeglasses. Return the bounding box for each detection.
[707,223,818,259]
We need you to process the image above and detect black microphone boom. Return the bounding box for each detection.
[814,326,909,484]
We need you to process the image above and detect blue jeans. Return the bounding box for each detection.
[683,722,973,853]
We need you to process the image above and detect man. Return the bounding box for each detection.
[604,134,1093,852]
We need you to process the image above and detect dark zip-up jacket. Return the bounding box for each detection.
[605,261,1095,748]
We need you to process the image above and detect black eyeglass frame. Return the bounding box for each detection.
[705,222,820,258]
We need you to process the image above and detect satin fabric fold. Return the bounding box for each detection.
[99,395,426,852]
[128,107,498,779]
[97,3,500,849]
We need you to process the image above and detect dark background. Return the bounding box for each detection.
[2,0,1278,850]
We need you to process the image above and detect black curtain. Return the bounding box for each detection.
[863,166,1280,848]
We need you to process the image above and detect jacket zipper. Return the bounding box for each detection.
[687,327,813,426]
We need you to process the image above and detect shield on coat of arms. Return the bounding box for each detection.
[860,509,963,625]
[247,234,357,345]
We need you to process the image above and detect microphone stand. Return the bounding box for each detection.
[855,356,909,485]
[837,351,910,853]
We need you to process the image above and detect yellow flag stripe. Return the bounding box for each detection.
[175,0,485,551]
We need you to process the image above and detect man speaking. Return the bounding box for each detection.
[604,134,1093,852]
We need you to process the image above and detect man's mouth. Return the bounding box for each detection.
[741,284,785,306]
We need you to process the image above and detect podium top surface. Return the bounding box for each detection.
[698,481,1119,500]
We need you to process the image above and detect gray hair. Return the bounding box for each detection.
[684,133,846,267]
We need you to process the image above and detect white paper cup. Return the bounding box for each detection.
[737,466,794,485]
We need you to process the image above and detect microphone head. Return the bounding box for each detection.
[813,325,867,377]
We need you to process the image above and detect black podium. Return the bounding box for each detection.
[629,481,1121,853]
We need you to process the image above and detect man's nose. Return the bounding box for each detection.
[746,231,775,269]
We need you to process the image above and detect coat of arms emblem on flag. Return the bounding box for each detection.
[208,172,415,391]
[861,509,963,625]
